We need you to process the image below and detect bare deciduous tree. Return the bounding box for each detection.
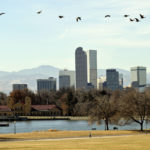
[89,94,118,130]
[119,89,150,131]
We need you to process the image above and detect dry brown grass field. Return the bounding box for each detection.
[0,130,145,140]
[0,133,150,150]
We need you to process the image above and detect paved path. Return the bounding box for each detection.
[30,134,133,141]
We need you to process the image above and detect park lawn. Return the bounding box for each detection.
[0,130,144,140]
[0,134,150,150]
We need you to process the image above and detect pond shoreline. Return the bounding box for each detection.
[0,116,89,121]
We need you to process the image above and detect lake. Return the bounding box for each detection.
[0,120,149,134]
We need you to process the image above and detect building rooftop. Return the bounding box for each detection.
[0,106,11,112]
[32,105,57,111]
[131,66,146,70]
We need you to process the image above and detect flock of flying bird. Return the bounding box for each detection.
[0,10,146,22]
[105,14,145,22]
[37,10,82,22]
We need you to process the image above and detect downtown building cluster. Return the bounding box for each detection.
[12,47,148,92]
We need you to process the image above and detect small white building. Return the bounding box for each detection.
[97,76,106,90]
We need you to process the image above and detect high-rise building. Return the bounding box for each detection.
[12,84,28,91]
[106,69,119,91]
[37,77,56,92]
[59,69,75,88]
[87,50,97,89]
[75,47,87,89]
[131,66,147,88]
[59,75,70,89]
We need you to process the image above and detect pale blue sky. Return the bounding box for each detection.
[0,0,150,72]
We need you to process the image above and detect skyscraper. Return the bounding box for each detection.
[37,77,56,92]
[75,47,87,89]
[87,50,97,89]
[106,69,119,91]
[131,66,147,88]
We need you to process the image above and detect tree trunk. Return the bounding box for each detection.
[105,118,109,130]
[130,117,144,132]
[140,121,144,131]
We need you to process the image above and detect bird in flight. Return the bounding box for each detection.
[130,18,134,22]
[124,15,129,17]
[59,16,64,19]
[37,10,42,14]
[139,14,145,19]
[76,17,81,22]
[105,15,111,18]
[135,18,140,22]
[129,18,134,22]
[0,12,5,16]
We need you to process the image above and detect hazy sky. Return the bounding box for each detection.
[0,0,150,72]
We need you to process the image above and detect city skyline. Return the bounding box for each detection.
[10,65,148,92]
[0,64,150,94]
[0,0,150,72]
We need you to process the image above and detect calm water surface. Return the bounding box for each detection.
[0,120,149,134]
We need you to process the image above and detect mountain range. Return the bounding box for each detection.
[0,65,149,94]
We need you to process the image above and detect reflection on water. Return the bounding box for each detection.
[0,120,149,134]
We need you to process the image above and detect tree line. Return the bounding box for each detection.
[0,88,150,131]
